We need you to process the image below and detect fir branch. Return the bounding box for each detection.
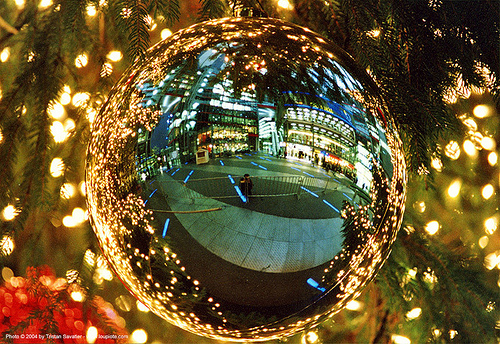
[198,0,228,21]
[154,0,181,25]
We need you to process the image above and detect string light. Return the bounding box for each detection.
[50,157,65,177]
[405,307,422,320]
[391,334,411,344]
[0,236,15,256]
[60,183,76,199]
[463,139,477,157]
[47,101,65,120]
[484,216,498,235]
[481,184,494,200]
[481,136,496,150]
[86,5,97,16]
[478,236,489,249]
[161,29,172,40]
[2,205,19,221]
[131,329,148,343]
[425,221,440,235]
[0,47,10,62]
[444,140,460,160]
[473,104,491,118]
[86,326,98,343]
[39,0,53,9]
[447,179,461,198]
[107,50,123,62]
[72,92,91,107]
[488,152,498,166]
[75,54,88,68]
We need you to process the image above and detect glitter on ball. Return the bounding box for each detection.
[86,17,406,341]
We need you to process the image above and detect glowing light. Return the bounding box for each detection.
[60,92,71,105]
[485,216,498,235]
[50,157,65,177]
[72,92,90,107]
[406,307,422,320]
[463,139,477,157]
[482,184,494,199]
[301,331,318,344]
[431,157,442,171]
[444,141,460,160]
[2,205,19,221]
[39,0,52,9]
[63,215,77,228]
[1,48,10,62]
[86,5,97,16]
[15,0,25,8]
[50,121,69,143]
[107,50,123,62]
[100,62,113,77]
[478,236,489,249]
[447,179,461,198]
[48,102,65,120]
[425,220,440,235]
[345,300,363,311]
[391,334,411,344]
[75,54,88,68]
[473,104,491,118]
[367,29,381,38]
[278,0,292,9]
[481,137,496,151]
[137,301,150,312]
[488,152,498,166]
[131,329,147,343]
[64,118,75,132]
[484,252,500,270]
[161,29,172,40]
[79,181,86,196]
[416,201,426,213]
[71,291,84,302]
[72,207,86,224]
[60,183,76,199]
[0,236,15,256]
[86,326,98,343]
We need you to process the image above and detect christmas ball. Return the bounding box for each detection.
[86,17,406,341]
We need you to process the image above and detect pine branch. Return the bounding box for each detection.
[198,0,228,21]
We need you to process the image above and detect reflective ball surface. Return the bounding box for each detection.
[86,17,406,342]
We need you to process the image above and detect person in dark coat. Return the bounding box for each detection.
[239,173,253,196]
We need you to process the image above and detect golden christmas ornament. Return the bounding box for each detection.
[86,17,406,341]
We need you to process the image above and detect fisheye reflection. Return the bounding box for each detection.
[86,17,406,341]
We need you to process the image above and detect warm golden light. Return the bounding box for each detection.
[345,300,363,311]
[431,157,442,172]
[71,290,84,302]
[481,137,496,151]
[60,183,76,199]
[301,331,319,344]
[485,216,498,235]
[86,5,97,16]
[50,121,69,143]
[463,139,477,157]
[86,326,98,343]
[0,47,10,62]
[391,334,411,344]
[75,54,88,68]
[39,0,52,9]
[425,221,440,235]
[278,0,292,9]
[488,152,498,166]
[131,329,148,343]
[72,92,91,107]
[161,29,172,40]
[447,179,461,198]
[478,236,489,249]
[473,104,491,118]
[0,236,15,256]
[444,140,460,160]
[137,300,150,312]
[107,50,123,62]
[47,102,65,120]
[406,307,422,320]
[481,184,494,199]
[50,157,65,177]
[2,205,19,221]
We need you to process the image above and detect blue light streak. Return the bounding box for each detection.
[307,278,326,292]
[303,171,315,178]
[149,189,157,198]
[235,156,242,159]
[342,192,352,201]
[162,218,170,237]
[300,186,319,198]
[258,165,267,170]
[234,185,247,203]
[321,173,331,178]
[251,162,258,166]
[323,199,339,212]
[291,167,301,172]
[219,160,224,166]
[184,170,194,183]
[171,168,180,176]
[228,175,235,184]
[149,179,156,185]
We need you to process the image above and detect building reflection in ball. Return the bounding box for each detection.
[86,17,407,342]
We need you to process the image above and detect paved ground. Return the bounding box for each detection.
[141,153,364,308]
